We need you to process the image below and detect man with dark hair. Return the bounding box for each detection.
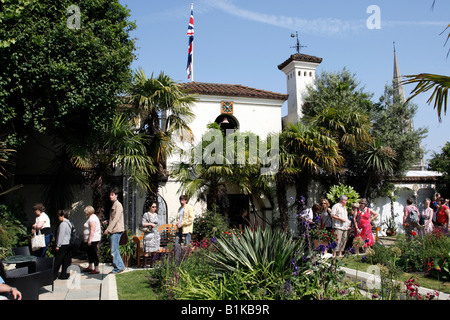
[104,187,125,273]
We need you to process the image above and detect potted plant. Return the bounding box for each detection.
[310,227,337,252]
[383,212,398,236]
[119,231,135,267]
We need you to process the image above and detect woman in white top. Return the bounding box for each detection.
[31,203,53,257]
[83,206,102,274]
[419,198,434,236]
[330,195,351,258]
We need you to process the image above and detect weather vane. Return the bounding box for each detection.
[290,31,306,54]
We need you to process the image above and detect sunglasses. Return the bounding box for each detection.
[151,205,157,208]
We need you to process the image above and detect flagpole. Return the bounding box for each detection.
[187,3,194,82]
[191,3,194,82]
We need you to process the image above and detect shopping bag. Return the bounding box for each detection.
[31,231,46,251]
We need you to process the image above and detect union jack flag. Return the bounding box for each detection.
[186,4,194,80]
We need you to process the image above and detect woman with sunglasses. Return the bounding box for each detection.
[142,202,160,267]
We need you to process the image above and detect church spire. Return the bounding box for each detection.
[393,42,425,170]
[393,42,406,104]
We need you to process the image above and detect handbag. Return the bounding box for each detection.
[138,213,153,233]
[119,231,128,245]
[31,230,46,251]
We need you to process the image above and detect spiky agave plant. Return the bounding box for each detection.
[207,227,305,277]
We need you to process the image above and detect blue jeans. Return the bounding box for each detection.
[110,232,125,272]
[176,229,191,246]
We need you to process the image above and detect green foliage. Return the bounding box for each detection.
[289,252,349,300]
[403,73,449,121]
[303,68,374,118]
[370,84,427,175]
[326,184,360,209]
[0,204,28,258]
[208,227,305,277]
[362,229,450,282]
[193,210,229,239]
[172,265,285,300]
[0,0,136,149]
[171,126,276,213]
[429,141,450,192]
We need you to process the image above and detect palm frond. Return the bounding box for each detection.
[403,73,450,121]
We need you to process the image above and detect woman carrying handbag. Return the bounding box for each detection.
[31,203,53,257]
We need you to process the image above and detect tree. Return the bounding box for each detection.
[303,68,374,118]
[371,85,427,174]
[171,124,277,224]
[429,141,450,196]
[277,122,343,231]
[0,0,136,150]
[361,139,396,198]
[0,134,22,196]
[127,69,196,205]
[301,69,375,196]
[66,113,155,217]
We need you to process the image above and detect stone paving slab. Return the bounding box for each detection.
[39,262,114,300]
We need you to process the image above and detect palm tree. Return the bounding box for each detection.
[304,105,373,151]
[277,122,343,232]
[66,113,155,217]
[403,73,449,121]
[401,2,449,121]
[171,126,276,224]
[127,68,196,204]
[362,139,396,198]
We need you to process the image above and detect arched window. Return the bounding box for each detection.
[215,114,239,135]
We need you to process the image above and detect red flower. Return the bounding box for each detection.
[412,231,417,236]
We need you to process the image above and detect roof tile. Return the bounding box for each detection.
[178,82,288,101]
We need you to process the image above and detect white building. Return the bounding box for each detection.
[12,50,443,237]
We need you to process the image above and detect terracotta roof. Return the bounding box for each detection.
[389,176,441,183]
[178,82,288,101]
[277,54,323,70]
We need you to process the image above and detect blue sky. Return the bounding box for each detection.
[120,0,450,163]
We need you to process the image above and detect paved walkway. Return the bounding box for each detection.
[39,259,119,300]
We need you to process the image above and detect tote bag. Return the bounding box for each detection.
[31,230,46,251]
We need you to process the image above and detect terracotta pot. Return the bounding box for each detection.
[313,240,328,249]
[386,229,396,237]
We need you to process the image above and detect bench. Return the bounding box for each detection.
[132,224,177,267]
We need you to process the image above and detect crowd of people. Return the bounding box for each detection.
[301,192,449,259]
[24,188,197,283]
[2,185,449,299]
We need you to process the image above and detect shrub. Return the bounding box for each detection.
[326,184,360,209]
[193,210,229,239]
[0,204,28,258]
[208,227,306,277]
[172,265,285,300]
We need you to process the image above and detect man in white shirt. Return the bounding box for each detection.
[330,195,351,258]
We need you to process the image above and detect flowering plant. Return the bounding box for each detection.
[353,236,365,249]
[309,227,337,242]
[404,276,439,300]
